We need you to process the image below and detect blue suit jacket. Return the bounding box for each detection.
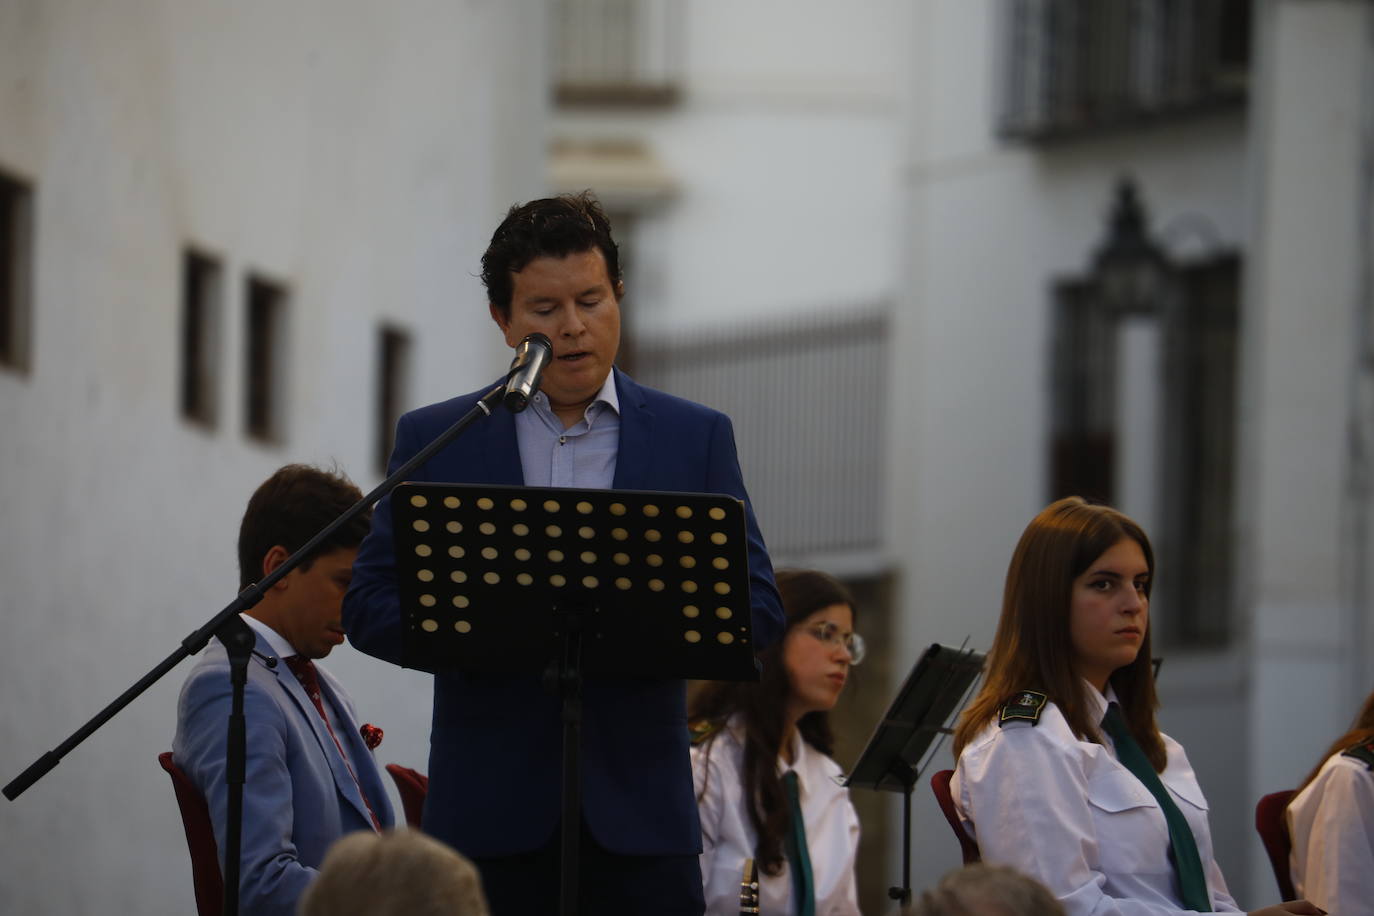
[343,370,783,857]
[173,639,395,916]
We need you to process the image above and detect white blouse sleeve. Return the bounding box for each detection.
[957,723,1227,916]
[691,740,725,861]
[826,791,862,915]
[1288,758,1374,913]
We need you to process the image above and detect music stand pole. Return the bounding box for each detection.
[890,766,916,906]
[843,643,986,910]
[218,615,255,916]
[551,602,587,915]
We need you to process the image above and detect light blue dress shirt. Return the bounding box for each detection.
[513,371,620,488]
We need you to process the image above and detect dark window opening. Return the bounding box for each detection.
[376,325,412,474]
[180,249,222,427]
[244,275,288,443]
[0,170,35,375]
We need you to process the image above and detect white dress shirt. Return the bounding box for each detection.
[692,718,861,915]
[1286,748,1374,914]
[952,685,1240,916]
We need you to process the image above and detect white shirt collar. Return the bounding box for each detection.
[779,727,805,774]
[594,370,620,414]
[1082,678,1120,721]
[778,725,837,794]
[531,368,621,418]
[241,613,295,660]
[721,714,830,793]
[574,368,621,419]
[1085,681,1132,754]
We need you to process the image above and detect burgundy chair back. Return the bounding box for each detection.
[931,768,981,865]
[385,763,430,829]
[158,751,224,916]
[1254,789,1297,900]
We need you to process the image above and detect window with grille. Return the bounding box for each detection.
[553,0,683,106]
[1000,0,1251,142]
[1050,256,1239,647]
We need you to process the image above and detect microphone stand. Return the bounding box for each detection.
[4,380,510,915]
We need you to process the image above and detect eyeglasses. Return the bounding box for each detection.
[805,621,866,665]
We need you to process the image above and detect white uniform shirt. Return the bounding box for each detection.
[692,719,861,915]
[1286,747,1374,914]
[952,685,1240,916]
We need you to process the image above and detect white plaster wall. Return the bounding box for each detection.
[554,0,911,332]
[0,1,545,912]
[1240,0,1374,903]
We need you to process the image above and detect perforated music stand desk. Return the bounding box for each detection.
[845,643,986,905]
[393,483,760,680]
[392,482,760,914]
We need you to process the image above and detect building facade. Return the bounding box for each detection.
[0,2,546,912]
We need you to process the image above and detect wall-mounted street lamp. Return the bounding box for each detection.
[1091,177,1177,317]
[1076,175,1237,649]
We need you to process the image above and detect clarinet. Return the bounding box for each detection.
[739,857,760,914]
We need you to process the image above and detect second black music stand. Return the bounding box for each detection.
[845,642,986,906]
[393,482,761,914]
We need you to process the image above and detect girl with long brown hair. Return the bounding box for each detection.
[1284,688,1374,912]
[690,569,862,915]
[950,497,1318,916]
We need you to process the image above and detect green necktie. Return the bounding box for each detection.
[781,770,816,916]
[1100,703,1210,911]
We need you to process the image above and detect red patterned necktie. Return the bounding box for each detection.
[284,655,382,831]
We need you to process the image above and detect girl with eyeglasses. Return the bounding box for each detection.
[950,497,1320,916]
[689,568,864,915]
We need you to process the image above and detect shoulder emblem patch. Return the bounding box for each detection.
[999,690,1048,727]
[1341,740,1374,770]
[689,718,724,747]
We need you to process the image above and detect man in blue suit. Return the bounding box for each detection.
[344,193,785,914]
[175,465,395,916]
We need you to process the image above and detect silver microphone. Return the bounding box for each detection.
[503,333,554,413]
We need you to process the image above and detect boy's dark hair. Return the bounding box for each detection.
[237,464,370,589]
[481,191,621,316]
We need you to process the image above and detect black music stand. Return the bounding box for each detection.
[392,482,761,914]
[845,642,985,907]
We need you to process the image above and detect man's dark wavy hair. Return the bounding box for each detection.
[237,464,370,589]
[480,191,622,316]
